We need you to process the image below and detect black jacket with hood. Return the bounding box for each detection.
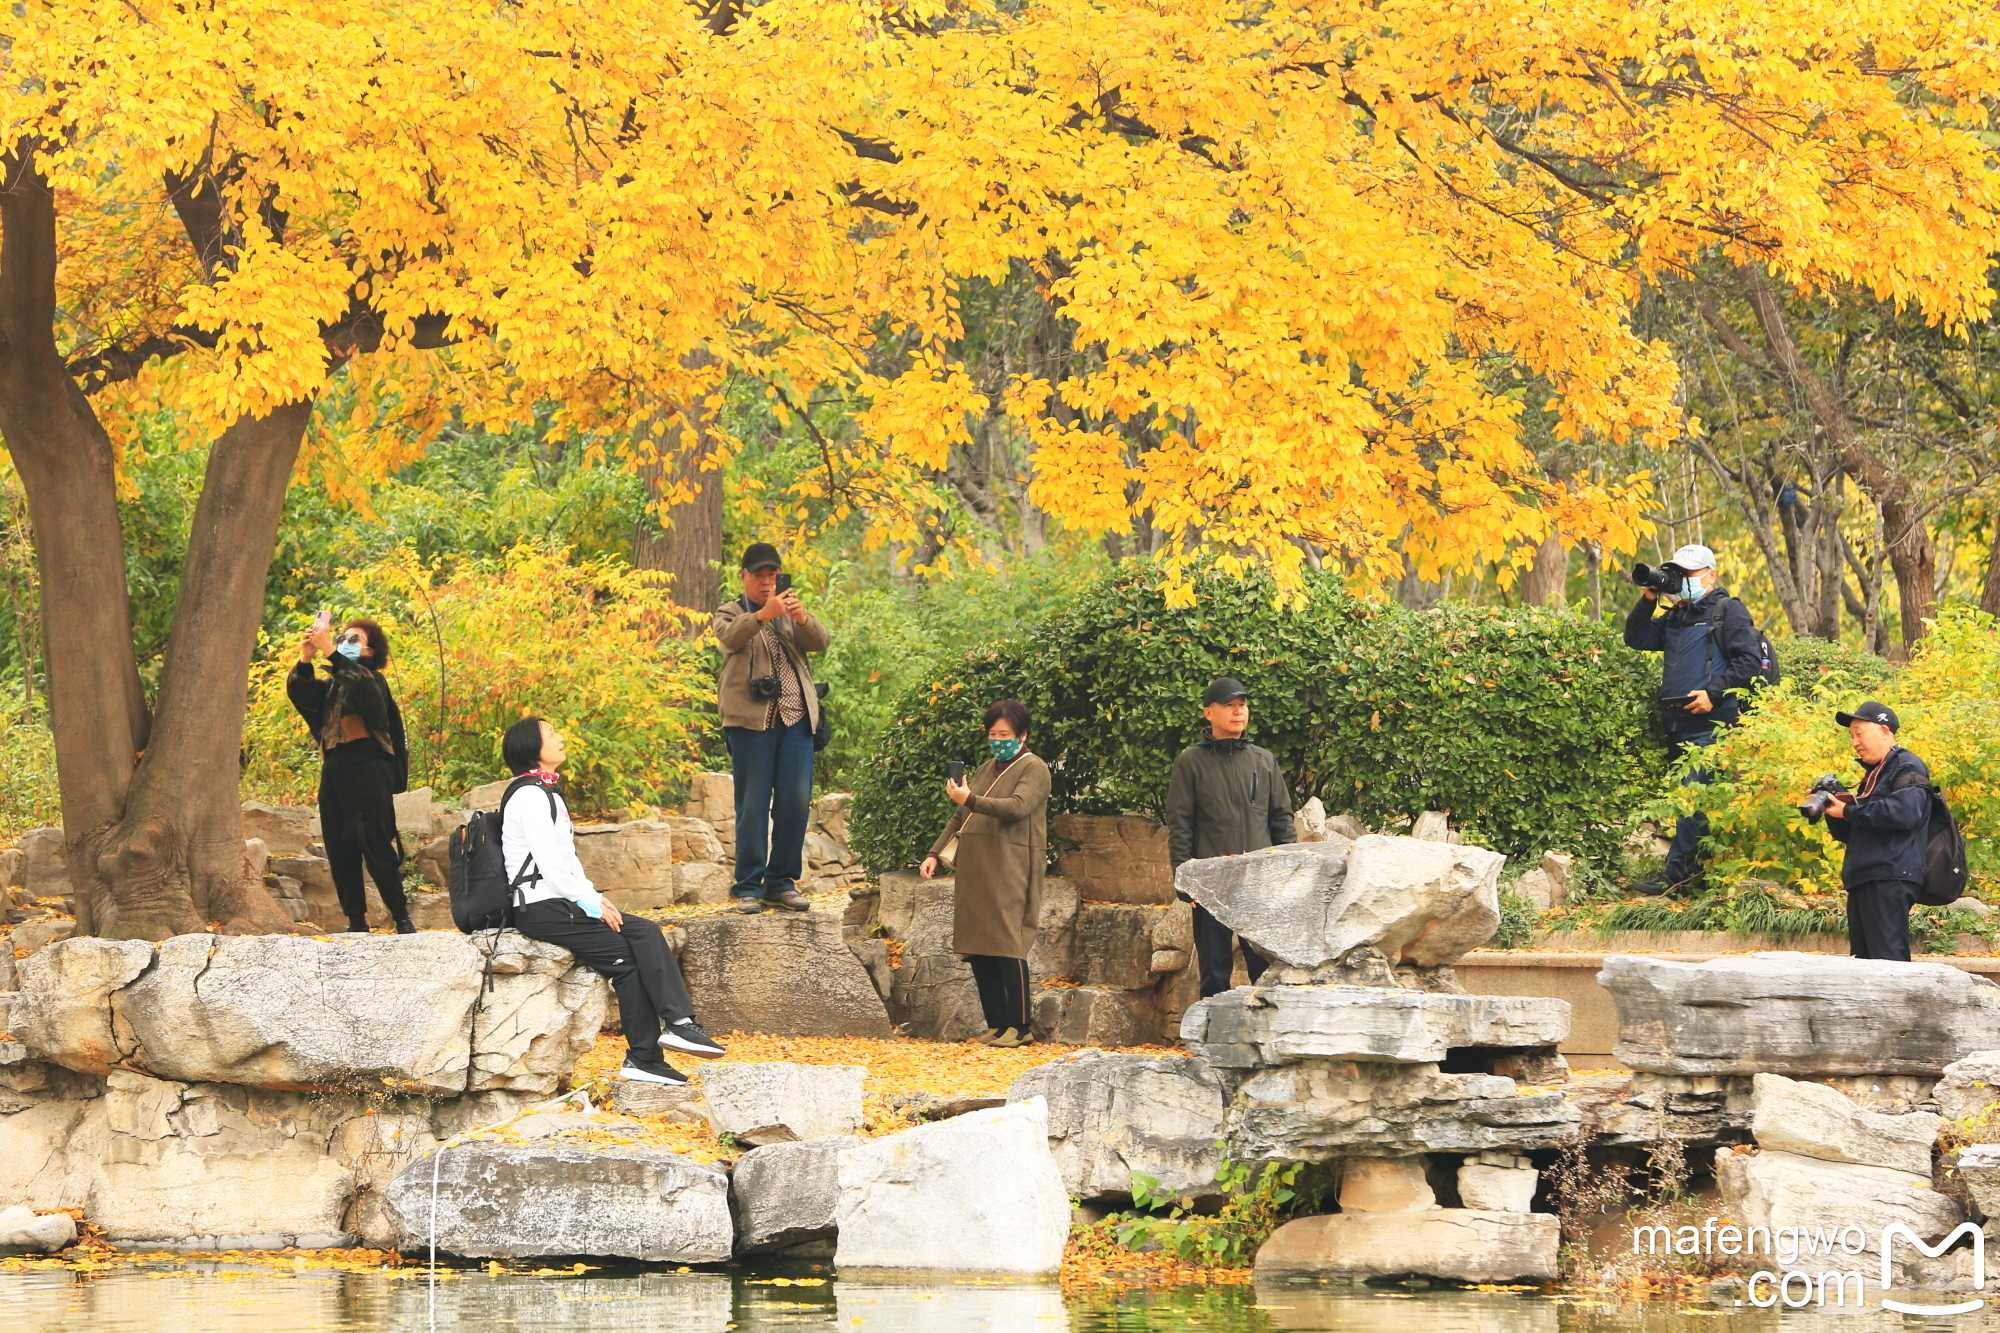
[1827,744,1933,888]
[1623,587,1765,735]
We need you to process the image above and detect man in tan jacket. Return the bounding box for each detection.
[711,543,831,912]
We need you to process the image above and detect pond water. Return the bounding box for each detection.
[0,1262,1974,1333]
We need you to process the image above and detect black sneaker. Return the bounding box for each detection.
[618,1056,689,1086]
[659,1019,727,1059]
[393,918,417,935]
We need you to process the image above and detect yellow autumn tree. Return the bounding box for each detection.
[8,0,2000,938]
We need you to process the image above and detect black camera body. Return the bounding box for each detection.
[750,674,780,701]
[1631,561,1690,592]
[1798,774,1849,823]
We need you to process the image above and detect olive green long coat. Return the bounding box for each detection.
[927,753,1050,959]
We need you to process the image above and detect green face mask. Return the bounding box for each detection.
[988,736,1023,762]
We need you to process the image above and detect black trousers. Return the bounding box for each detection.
[319,745,408,929]
[1847,878,1918,961]
[966,955,1031,1034]
[1193,903,1267,998]
[514,900,694,1058]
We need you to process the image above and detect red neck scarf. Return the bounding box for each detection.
[524,768,561,788]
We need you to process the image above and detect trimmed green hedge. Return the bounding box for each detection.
[848,567,1665,875]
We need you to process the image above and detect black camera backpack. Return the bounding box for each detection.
[1915,785,1969,908]
[1707,597,1781,690]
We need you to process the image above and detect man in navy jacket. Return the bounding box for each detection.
[1825,702,1931,961]
[1623,544,1767,894]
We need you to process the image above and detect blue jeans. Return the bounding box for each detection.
[724,719,816,898]
[1664,730,1716,887]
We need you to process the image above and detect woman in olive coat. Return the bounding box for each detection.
[920,699,1050,1046]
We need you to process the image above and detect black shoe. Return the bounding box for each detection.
[618,1056,688,1086]
[660,1019,727,1060]
[344,923,372,933]
[393,918,417,934]
[767,888,810,912]
[1624,880,1669,897]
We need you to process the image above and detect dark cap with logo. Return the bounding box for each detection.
[740,542,782,572]
[1835,701,1899,733]
[1201,677,1250,706]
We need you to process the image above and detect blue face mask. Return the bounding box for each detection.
[335,640,365,662]
[989,736,1023,762]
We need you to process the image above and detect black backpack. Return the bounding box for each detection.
[447,775,551,933]
[1915,785,1970,908]
[1707,597,1781,690]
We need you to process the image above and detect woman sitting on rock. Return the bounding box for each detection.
[287,616,412,934]
[499,715,726,1085]
[920,699,1051,1047]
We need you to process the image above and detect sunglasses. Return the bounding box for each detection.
[335,631,369,646]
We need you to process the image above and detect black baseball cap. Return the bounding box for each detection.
[1201,677,1250,706]
[1835,701,1899,733]
[740,542,782,572]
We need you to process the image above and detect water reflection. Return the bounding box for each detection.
[3,1264,1996,1333]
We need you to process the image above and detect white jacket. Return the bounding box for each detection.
[500,780,603,912]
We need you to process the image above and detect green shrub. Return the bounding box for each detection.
[1773,635,1897,696]
[848,565,1663,876]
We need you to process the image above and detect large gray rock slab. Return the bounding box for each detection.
[19,829,68,901]
[1177,834,1502,972]
[1751,1072,1940,1175]
[679,913,892,1039]
[1006,1050,1224,1199]
[572,819,724,910]
[1255,1210,1557,1281]
[1182,985,1569,1068]
[17,933,605,1096]
[1227,1061,1579,1161]
[1601,952,2000,1076]
[731,1135,861,1254]
[383,1141,732,1260]
[701,1062,866,1146]
[1953,1142,2000,1216]
[835,1098,1069,1274]
[1714,1147,1960,1254]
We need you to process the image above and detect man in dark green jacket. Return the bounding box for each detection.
[1166,677,1297,997]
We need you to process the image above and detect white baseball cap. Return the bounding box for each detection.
[1670,543,1717,572]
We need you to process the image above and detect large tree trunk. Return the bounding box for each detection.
[0,151,152,933]
[1519,528,1568,607]
[631,359,724,616]
[1981,522,2000,617]
[82,404,317,939]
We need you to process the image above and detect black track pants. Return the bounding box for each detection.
[1193,902,1267,998]
[966,954,1031,1034]
[513,900,695,1058]
[319,746,408,928]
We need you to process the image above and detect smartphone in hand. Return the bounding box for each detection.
[312,608,332,632]
[774,572,793,595]
[946,760,965,783]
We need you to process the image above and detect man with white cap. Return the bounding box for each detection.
[1623,543,1770,894]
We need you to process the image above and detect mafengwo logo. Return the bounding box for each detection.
[1633,1219,1985,1313]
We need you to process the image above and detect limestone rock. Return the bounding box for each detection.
[1294,797,1327,842]
[1226,1061,1579,1160]
[1078,902,1162,990]
[685,772,735,825]
[11,919,73,957]
[1601,952,2000,1077]
[701,1062,866,1145]
[1325,814,1368,840]
[1751,1072,1940,1174]
[731,1135,861,1254]
[241,802,320,855]
[0,848,21,888]
[1458,1162,1538,1212]
[1255,1210,1557,1281]
[1953,1143,2000,1216]
[835,1099,1069,1274]
[1027,877,1081,981]
[11,938,155,1074]
[18,933,603,1096]
[1338,1156,1435,1212]
[674,862,734,906]
[393,787,448,841]
[812,792,853,845]
[679,914,892,1039]
[1410,810,1452,842]
[1176,834,1502,972]
[19,829,67,900]
[0,1204,76,1253]
[384,1141,732,1260]
[1937,1052,2000,1125]
[1714,1147,1960,1253]
[804,831,849,870]
[1006,1050,1224,1200]
[572,821,682,908]
[1032,986,1161,1048]
[1182,985,1570,1068]
[609,1081,712,1126]
[1051,814,1174,905]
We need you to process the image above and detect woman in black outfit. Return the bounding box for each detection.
[287,617,414,933]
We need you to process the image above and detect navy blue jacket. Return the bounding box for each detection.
[1827,745,1932,888]
[1623,589,1765,735]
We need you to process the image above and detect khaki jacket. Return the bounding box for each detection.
[712,596,831,731]
[928,753,1050,959]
